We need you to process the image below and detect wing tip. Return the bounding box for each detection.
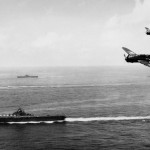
[122,47,127,50]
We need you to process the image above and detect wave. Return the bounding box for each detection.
[0,85,47,89]
[0,82,149,90]
[65,116,150,122]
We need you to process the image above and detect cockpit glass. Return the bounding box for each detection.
[128,54,136,58]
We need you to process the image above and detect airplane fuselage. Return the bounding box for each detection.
[125,54,150,63]
[146,32,150,35]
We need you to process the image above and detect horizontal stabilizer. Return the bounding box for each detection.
[122,47,136,55]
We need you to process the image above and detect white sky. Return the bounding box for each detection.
[0,0,149,67]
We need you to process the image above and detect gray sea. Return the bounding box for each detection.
[0,66,150,150]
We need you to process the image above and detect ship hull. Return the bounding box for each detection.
[0,116,66,123]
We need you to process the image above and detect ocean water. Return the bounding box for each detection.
[0,66,150,149]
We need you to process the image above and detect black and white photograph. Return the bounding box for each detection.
[0,0,150,149]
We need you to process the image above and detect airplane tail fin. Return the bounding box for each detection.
[145,27,149,30]
[122,47,137,55]
[145,27,150,32]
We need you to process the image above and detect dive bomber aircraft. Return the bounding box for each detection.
[122,47,150,67]
[145,27,150,35]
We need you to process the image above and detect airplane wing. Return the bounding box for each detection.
[138,60,150,67]
[122,47,137,55]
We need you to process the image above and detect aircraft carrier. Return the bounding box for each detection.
[0,108,66,123]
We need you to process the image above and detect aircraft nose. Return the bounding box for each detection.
[125,56,128,62]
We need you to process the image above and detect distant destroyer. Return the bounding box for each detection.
[17,75,38,78]
[0,108,66,123]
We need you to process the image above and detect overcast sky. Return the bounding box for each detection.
[0,0,149,67]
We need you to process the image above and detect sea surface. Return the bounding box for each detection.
[0,66,150,149]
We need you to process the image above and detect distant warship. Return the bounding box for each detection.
[0,108,66,123]
[17,75,38,78]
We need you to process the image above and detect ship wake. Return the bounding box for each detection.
[5,121,64,124]
[65,116,150,122]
